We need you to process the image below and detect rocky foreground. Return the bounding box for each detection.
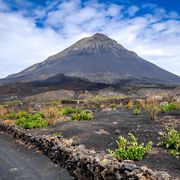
[0,123,171,180]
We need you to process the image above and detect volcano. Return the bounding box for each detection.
[1,33,180,85]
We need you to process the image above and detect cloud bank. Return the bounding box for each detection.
[0,0,180,78]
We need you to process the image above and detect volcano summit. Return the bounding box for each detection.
[1,33,180,85]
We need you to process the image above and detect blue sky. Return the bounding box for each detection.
[4,0,180,13]
[0,0,180,78]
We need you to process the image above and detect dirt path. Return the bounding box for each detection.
[0,133,74,180]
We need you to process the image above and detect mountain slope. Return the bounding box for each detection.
[0,74,108,99]
[2,33,180,84]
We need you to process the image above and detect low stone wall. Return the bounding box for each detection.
[0,123,171,180]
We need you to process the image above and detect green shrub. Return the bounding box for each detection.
[4,111,30,120]
[61,106,93,121]
[52,132,62,137]
[4,111,17,119]
[109,133,152,160]
[71,110,93,121]
[61,106,82,115]
[158,129,180,157]
[132,107,141,115]
[32,111,45,119]
[110,103,117,108]
[15,112,48,129]
[160,103,177,113]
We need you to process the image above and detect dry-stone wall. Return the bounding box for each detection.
[0,123,171,180]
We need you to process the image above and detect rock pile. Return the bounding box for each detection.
[0,123,171,180]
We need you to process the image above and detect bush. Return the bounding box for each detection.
[160,103,177,113]
[71,110,93,121]
[110,103,117,108]
[158,129,180,157]
[4,111,18,119]
[109,133,152,160]
[61,106,93,121]
[132,107,141,115]
[61,106,82,115]
[15,112,48,129]
[4,111,30,120]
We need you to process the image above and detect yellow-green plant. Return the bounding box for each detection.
[4,111,30,120]
[160,103,177,113]
[109,133,152,160]
[52,132,62,137]
[132,107,141,115]
[158,129,180,158]
[71,110,93,121]
[110,103,117,108]
[61,106,82,115]
[15,112,48,129]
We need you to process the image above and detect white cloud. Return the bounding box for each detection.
[106,4,123,17]
[0,12,67,77]
[0,0,180,78]
[127,5,139,17]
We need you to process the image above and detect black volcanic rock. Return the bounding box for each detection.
[0,73,108,98]
[1,33,180,84]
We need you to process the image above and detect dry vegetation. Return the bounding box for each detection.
[40,106,63,125]
[0,105,8,119]
[143,99,161,120]
[0,100,94,128]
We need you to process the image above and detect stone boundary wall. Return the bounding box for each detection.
[0,123,171,180]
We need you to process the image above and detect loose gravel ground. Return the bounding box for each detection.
[32,108,180,178]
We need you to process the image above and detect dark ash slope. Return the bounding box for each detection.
[1,33,180,84]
